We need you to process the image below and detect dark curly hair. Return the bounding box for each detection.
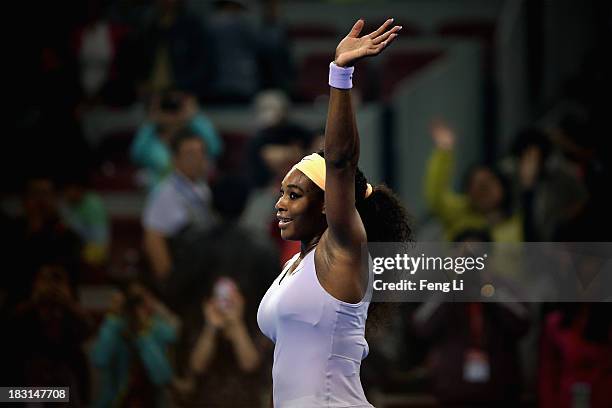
[316,151,413,337]
[316,151,413,243]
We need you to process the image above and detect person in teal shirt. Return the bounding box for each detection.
[131,91,223,188]
[90,282,181,408]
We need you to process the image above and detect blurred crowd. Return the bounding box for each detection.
[2,0,611,407]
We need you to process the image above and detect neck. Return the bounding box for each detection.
[484,209,504,224]
[175,169,198,183]
[300,235,321,257]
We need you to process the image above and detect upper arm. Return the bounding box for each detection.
[324,161,366,249]
[424,148,468,222]
[191,114,223,157]
[143,187,186,236]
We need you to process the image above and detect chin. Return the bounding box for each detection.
[280,230,297,241]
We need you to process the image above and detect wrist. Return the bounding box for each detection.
[329,62,354,89]
[224,320,246,338]
[203,323,219,335]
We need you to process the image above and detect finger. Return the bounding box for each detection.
[348,19,365,38]
[372,25,402,45]
[372,33,398,53]
[368,18,394,39]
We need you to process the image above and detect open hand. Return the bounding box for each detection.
[430,119,456,151]
[335,18,402,67]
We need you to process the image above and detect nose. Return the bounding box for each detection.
[275,194,286,211]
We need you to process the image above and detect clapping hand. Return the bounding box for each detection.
[334,18,402,67]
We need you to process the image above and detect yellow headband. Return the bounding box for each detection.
[291,153,373,198]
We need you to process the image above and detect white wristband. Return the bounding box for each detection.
[329,62,354,89]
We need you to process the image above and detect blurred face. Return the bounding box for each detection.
[63,185,84,205]
[174,138,208,181]
[23,178,57,221]
[275,169,327,241]
[467,168,504,213]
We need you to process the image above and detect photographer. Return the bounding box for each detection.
[184,279,266,407]
[130,89,222,189]
[90,281,181,408]
[10,264,93,406]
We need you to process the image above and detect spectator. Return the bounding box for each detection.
[90,281,181,408]
[71,0,136,108]
[205,0,261,103]
[131,90,222,189]
[10,264,93,406]
[59,175,110,266]
[142,130,214,280]
[501,127,588,241]
[539,303,612,408]
[258,0,295,93]
[185,281,268,407]
[413,230,531,406]
[241,91,312,263]
[133,0,210,97]
[245,90,313,189]
[424,120,524,242]
[12,177,83,304]
[166,176,278,317]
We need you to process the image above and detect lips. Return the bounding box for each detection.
[277,214,293,229]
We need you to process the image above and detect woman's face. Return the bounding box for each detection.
[467,167,504,213]
[275,169,327,241]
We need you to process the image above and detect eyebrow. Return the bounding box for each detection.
[285,184,305,192]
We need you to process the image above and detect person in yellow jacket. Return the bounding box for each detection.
[425,119,533,243]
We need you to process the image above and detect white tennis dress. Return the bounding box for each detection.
[257,247,373,407]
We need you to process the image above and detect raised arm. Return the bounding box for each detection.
[324,19,401,247]
[424,119,466,223]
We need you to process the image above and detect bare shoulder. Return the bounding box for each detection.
[314,231,368,304]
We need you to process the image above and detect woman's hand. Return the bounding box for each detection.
[430,119,456,151]
[334,18,402,67]
[203,299,226,331]
[223,288,245,328]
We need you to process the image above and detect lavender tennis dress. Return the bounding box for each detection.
[257,248,373,407]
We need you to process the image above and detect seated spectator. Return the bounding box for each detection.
[142,130,215,280]
[539,303,612,408]
[133,0,210,98]
[12,176,83,304]
[131,90,222,189]
[10,264,93,406]
[206,0,261,103]
[413,230,531,406]
[425,120,526,242]
[59,175,110,266]
[90,281,181,408]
